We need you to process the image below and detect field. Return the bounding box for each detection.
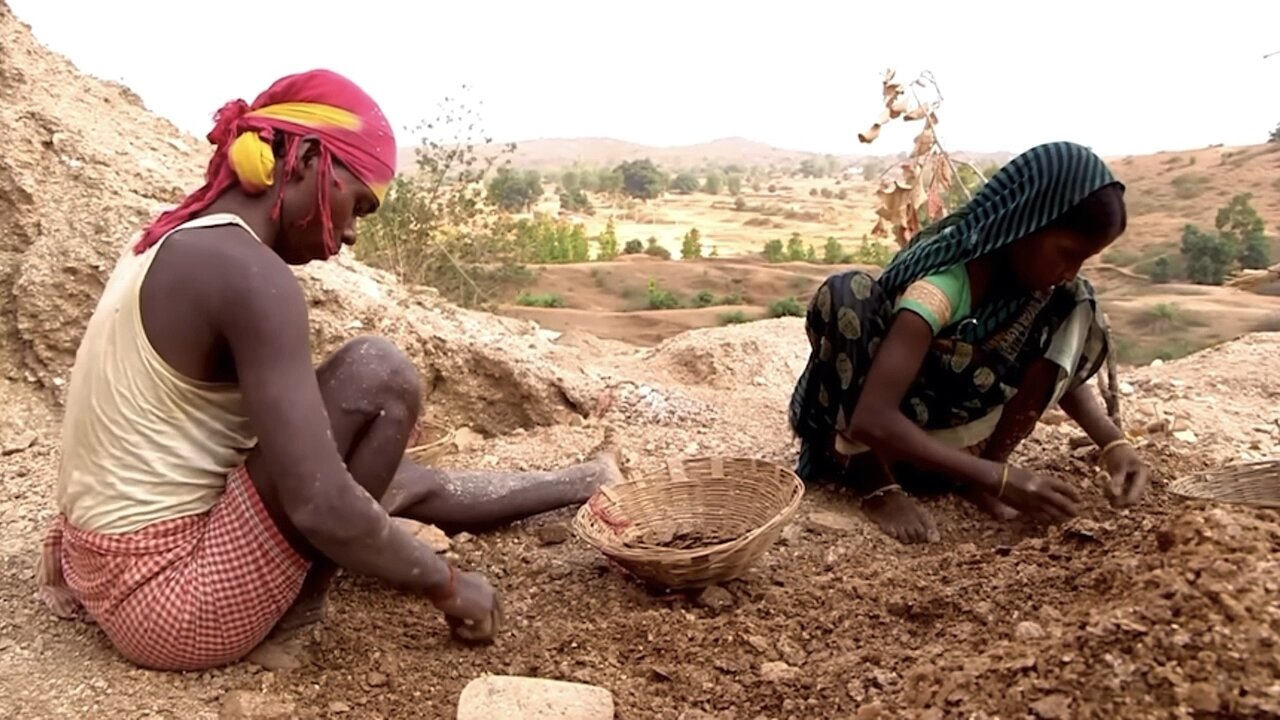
[482,143,1280,365]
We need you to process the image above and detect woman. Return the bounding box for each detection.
[788,141,1150,544]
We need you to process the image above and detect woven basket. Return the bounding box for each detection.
[572,456,804,590]
[1168,459,1280,508]
[405,419,457,466]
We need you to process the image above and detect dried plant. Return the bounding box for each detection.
[858,69,986,248]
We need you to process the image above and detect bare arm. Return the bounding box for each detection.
[846,311,1002,493]
[214,241,451,595]
[1058,383,1124,447]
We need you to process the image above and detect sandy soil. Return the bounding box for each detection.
[2,326,1280,719]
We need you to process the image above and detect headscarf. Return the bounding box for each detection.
[134,69,397,257]
[878,141,1122,337]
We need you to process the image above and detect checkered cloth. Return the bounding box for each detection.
[37,466,311,671]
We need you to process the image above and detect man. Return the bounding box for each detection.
[37,69,618,672]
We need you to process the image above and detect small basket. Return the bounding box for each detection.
[1168,459,1280,508]
[405,419,456,466]
[572,456,805,590]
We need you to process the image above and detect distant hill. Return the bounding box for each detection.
[396,135,1014,174]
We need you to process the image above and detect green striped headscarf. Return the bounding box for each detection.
[878,141,1122,337]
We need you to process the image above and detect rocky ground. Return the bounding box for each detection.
[1,2,1278,718]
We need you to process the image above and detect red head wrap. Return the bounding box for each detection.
[134,69,397,257]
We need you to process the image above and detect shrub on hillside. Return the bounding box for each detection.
[646,278,680,309]
[768,297,805,318]
[515,291,565,308]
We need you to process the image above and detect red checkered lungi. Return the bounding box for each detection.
[37,465,310,671]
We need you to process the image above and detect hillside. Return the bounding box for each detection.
[1106,143,1280,275]
[397,135,1016,174]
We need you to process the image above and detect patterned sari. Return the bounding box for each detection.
[788,141,1117,481]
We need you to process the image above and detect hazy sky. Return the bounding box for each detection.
[10,0,1280,158]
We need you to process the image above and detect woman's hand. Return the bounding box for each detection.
[1100,443,1150,508]
[999,465,1081,521]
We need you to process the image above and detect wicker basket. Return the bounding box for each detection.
[572,456,805,590]
[405,419,457,466]
[1168,459,1280,508]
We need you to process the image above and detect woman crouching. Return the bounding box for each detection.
[789,141,1150,544]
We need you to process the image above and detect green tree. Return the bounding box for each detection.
[596,219,619,260]
[560,170,582,194]
[726,174,743,196]
[702,172,724,195]
[786,232,807,261]
[569,224,590,262]
[822,237,844,264]
[1150,255,1173,283]
[671,172,700,194]
[680,228,703,259]
[861,160,885,182]
[798,159,825,178]
[763,238,785,263]
[1270,122,1280,144]
[1216,193,1269,269]
[644,236,671,260]
[559,188,593,214]
[617,159,667,200]
[623,238,644,255]
[595,168,622,195]
[486,167,542,212]
[1181,224,1235,285]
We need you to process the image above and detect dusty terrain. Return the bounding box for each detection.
[2,4,1279,719]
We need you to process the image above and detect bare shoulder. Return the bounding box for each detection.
[155,224,306,323]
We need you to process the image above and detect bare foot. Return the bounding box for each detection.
[959,486,1021,521]
[861,488,939,544]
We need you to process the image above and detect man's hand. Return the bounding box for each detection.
[1101,443,1150,508]
[1000,465,1081,522]
[432,571,502,644]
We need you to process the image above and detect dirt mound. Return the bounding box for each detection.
[643,318,808,389]
[0,2,592,434]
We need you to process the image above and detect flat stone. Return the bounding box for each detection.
[1030,693,1072,720]
[1186,682,1221,712]
[244,640,303,672]
[392,518,451,552]
[367,671,389,688]
[759,661,800,682]
[1,431,37,456]
[456,675,614,720]
[453,427,485,452]
[327,701,352,714]
[219,691,296,720]
[1015,621,1047,641]
[694,585,734,612]
[808,510,859,533]
[534,524,571,546]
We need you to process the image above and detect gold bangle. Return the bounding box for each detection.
[1098,438,1131,464]
[997,463,1009,499]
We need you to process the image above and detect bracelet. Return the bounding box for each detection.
[997,463,1009,499]
[1098,438,1131,464]
[426,564,458,603]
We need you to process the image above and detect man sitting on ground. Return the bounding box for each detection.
[37,69,618,672]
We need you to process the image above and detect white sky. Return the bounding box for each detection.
[9,0,1280,158]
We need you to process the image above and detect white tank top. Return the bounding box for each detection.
[57,214,261,534]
